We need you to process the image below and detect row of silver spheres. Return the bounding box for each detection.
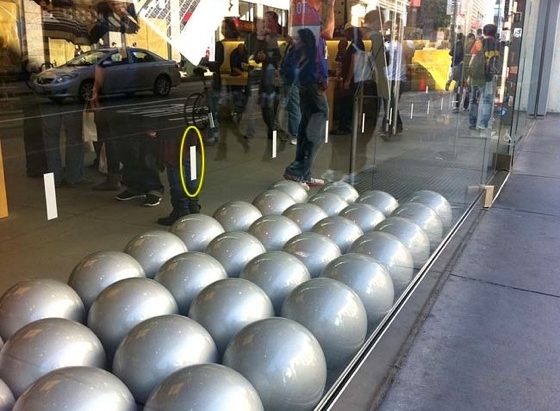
[0,180,452,411]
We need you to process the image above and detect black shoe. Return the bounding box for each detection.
[143,194,162,207]
[157,208,189,226]
[188,203,201,214]
[115,190,144,201]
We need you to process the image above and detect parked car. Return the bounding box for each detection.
[31,47,181,102]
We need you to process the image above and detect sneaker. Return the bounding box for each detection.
[143,194,162,207]
[305,177,325,187]
[289,138,297,145]
[157,208,189,226]
[468,125,476,130]
[64,177,93,187]
[115,190,144,201]
[283,172,310,191]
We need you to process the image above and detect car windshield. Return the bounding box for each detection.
[65,51,108,67]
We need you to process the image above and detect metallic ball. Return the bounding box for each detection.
[282,203,328,232]
[350,232,414,296]
[283,232,342,278]
[113,314,218,404]
[144,364,264,411]
[0,318,105,398]
[124,230,187,279]
[321,253,394,324]
[213,201,262,232]
[223,317,327,411]
[252,189,297,215]
[339,203,386,233]
[188,278,274,355]
[0,379,14,411]
[281,277,367,370]
[375,217,431,269]
[248,214,302,251]
[307,192,349,216]
[205,231,266,277]
[406,190,453,230]
[68,251,146,312]
[0,279,85,341]
[154,251,227,315]
[169,214,225,251]
[317,181,359,203]
[87,277,178,362]
[270,180,309,203]
[239,251,311,315]
[356,190,399,216]
[312,216,364,253]
[392,202,443,250]
[11,366,136,411]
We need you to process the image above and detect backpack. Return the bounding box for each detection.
[470,38,501,85]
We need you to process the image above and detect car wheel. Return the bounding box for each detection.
[78,80,94,103]
[153,75,171,97]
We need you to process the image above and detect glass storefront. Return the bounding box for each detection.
[0,0,538,408]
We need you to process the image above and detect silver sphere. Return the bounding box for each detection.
[169,214,225,251]
[154,251,227,315]
[205,231,266,277]
[307,192,349,216]
[312,216,364,253]
[239,251,311,315]
[282,203,328,232]
[68,251,146,312]
[283,232,342,278]
[270,180,309,203]
[113,314,218,404]
[0,278,85,341]
[339,203,386,233]
[0,318,105,398]
[281,277,367,370]
[223,317,327,411]
[392,202,443,250]
[317,181,359,203]
[356,190,399,216]
[87,277,178,362]
[321,253,394,324]
[213,201,262,232]
[144,364,264,411]
[188,278,274,355]
[350,232,414,296]
[406,190,453,230]
[248,214,302,251]
[375,216,431,269]
[252,189,296,215]
[12,367,136,411]
[124,230,187,278]
[0,379,14,411]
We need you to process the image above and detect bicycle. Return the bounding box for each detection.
[183,66,214,131]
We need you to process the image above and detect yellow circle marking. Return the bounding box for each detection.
[179,125,206,197]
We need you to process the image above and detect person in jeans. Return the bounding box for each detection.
[254,49,278,140]
[468,24,499,131]
[283,28,328,189]
[279,37,301,145]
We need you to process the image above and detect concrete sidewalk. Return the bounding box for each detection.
[377,114,560,411]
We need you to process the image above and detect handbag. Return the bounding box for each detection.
[82,103,97,152]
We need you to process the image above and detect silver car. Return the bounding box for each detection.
[31,47,181,102]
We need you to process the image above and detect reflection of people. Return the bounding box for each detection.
[283,28,328,189]
[362,9,389,134]
[468,24,498,130]
[74,45,83,57]
[254,49,277,140]
[40,100,86,187]
[229,43,248,122]
[279,35,300,145]
[448,33,464,112]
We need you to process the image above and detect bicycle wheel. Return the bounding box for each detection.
[183,92,209,130]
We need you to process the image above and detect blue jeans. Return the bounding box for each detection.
[469,81,495,128]
[285,83,328,180]
[166,161,199,210]
[285,84,301,137]
[41,101,84,184]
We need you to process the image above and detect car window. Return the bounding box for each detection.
[132,51,156,63]
[66,51,106,67]
[108,51,129,65]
